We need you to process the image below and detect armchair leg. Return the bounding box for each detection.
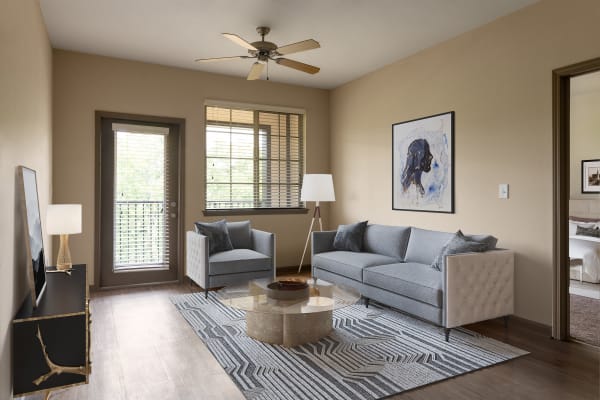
[503,315,509,329]
[364,297,370,308]
[444,328,451,342]
[205,288,208,299]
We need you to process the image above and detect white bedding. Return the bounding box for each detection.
[569,235,600,283]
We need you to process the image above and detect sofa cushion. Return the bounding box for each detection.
[313,251,399,282]
[208,249,271,276]
[363,262,443,307]
[194,219,234,255]
[333,221,368,252]
[363,224,411,260]
[404,228,453,265]
[227,220,252,249]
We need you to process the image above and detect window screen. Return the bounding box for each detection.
[205,105,304,210]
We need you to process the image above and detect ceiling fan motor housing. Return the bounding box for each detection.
[249,41,277,61]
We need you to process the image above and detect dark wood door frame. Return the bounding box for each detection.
[94,111,185,289]
[552,57,600,340]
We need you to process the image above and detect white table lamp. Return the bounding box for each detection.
[47,204,82,271]
[298,174,335,273]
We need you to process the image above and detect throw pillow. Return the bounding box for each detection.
[576,225,600,238]
[333,221,368,252]
[463,233,498,250]
[570,220,597,236]
[194,219,234,255]
[227,220,252,249]
[431,230,489,271]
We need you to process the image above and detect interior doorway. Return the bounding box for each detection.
[552,57,600,344]
[95,111,185,288]
[567,72,600,346]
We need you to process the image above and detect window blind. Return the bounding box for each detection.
[113,127,169,269]
[205,105,304,210]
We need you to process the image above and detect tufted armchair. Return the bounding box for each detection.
[186,221,275,297]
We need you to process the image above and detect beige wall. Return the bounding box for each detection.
[330,0,600,325]
[0,0,53,397]
[570,74,600,200]
[53,51,330,285]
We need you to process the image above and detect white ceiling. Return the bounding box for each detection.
[40,0,537,89]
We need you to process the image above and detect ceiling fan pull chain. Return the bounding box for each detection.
[267,61,269,81]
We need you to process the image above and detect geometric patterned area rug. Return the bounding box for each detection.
[171,292,528,400]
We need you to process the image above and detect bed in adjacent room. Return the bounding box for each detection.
[569,199,600,283]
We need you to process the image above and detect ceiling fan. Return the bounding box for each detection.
[195,27,320,80]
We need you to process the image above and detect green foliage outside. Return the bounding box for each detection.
[114,132,166,267]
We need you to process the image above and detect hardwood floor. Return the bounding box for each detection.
[23,280,599,400]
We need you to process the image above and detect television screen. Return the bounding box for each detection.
[19,166,47,306]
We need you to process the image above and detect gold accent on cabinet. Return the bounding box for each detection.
[32,325,88,386]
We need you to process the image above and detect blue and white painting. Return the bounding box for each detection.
[392,112,454,213]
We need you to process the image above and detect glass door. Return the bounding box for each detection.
[99,117,181,287]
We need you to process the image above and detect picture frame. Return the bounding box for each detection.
[392,111,454,213]
[18,166,47,307]
[581,159,600,193]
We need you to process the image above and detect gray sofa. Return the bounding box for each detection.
[312,225,514,341]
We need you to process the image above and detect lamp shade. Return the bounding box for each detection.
[301,174,335,202]
[46,204,82,235]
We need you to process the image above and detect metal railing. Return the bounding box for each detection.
[114,200,167,269]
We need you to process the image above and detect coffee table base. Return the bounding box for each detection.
[246,310,333,347]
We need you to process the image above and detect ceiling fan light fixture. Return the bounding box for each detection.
[247,62,265,80]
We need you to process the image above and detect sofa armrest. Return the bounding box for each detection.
[186,230,209,288]
[251,229,275,258]
[444,249,514,329]
[312,230,337,256]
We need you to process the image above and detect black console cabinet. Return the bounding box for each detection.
[13,264,90,398]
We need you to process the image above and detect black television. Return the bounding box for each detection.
[18,166,47,307]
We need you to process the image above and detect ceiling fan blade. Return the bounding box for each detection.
[222,33,258,51]
[195,55,249,62]
[247,62,265,80]
[275,58,320,74]
[276,39,320,55]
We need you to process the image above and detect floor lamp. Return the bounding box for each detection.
[298,174,335,273]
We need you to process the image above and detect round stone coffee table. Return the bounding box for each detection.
[216,278,360,347]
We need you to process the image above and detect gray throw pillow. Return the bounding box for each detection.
[194,219,234,255]
[333,221,368,252]
[227,220,252,249]
[431,230,489,271]
[463,233,498,250]
[576,225,600,238]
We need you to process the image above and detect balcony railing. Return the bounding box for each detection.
[114,200,167,270]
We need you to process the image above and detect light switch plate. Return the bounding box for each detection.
[499,184,509,199]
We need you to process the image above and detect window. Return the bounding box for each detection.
[205,104,305,211]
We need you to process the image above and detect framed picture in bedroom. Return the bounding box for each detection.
[582,159,600,193]
[392,111,454,213]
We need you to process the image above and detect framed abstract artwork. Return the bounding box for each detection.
[392,111,454,213]
[582,159,600,193]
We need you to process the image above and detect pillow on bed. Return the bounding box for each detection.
[569,220,597,236]
[576,225,600,238]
